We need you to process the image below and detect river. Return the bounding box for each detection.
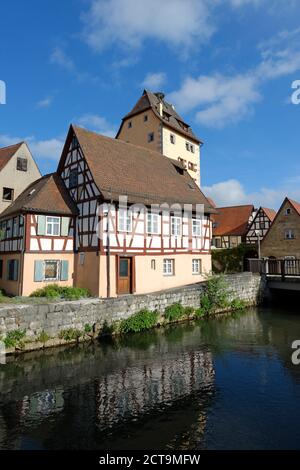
[1,306,300,450]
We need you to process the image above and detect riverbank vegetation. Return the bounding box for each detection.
[0,275,249,353]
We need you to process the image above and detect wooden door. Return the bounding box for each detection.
[118,257,132,294]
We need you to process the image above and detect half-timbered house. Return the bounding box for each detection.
[0,173,77,296]
[211,205,255,249]
[0,125,216,297]
[245,207,276,245]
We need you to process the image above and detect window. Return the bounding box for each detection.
[192,259,201,274]
[13,217,19,237]
[46,216,60,236]
[44,260,59,280]
[192,219,201,236]
[0,260,3,279]
[7,259,18,281]
[285,208,292,215]
[128,121,132,128]
[171,216,181,236]
[185,142,190,151]
[17,157,28,171]
[144,115,148,122]
[190,145,195,154]
[147,213,159,234]
[170,133,176,144]
[3,187,14,202]
[118,209,132,232]
[163,259,174,276]
[151,259,156,270]
[215,238,222,248]
[148,132,154,142]
[69,169,78,188]
[285,229,295,239]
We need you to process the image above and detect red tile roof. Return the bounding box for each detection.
[261,207,276,222]
[60,125,216,212]
[116,90,201,143]
[0,142,23,171]
[212,205,254,236]
[0,173,78,218]
[289,199,300,216]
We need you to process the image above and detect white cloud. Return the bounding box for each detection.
[76,114,117,137]
[169,27,300,127]
[81,0,216,54]
[169,74,261,127]
[36,97,53,108]
[142,72,167,90]
[50,47,75,71]
[0,134,63,162]
[203,178,300,209]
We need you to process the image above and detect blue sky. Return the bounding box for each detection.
[1,0,300,208]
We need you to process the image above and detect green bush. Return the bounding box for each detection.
[119,309,159,334]
[230,298,247,310]
[195,308,205,318]
[4,329,26,349]
[164,302,184,322]
[37,330,50,344]
[84,323,93,333]
[58,328,83,342]
[30,284,91,300]
[200,275,230,316]
[212,243,249,273]
[183,306,195,317]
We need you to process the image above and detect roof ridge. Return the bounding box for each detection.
[0,141,24,151]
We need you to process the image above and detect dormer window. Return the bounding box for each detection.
[17,157,28,171]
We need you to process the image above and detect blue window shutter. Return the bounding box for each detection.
[60,260,69,281]
[37,215,46,235]
[6,260,11,280]
[13,260,19,281]
[61,217,70,236]
[34,260,44,282]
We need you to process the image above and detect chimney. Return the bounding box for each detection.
[155,92,165,116]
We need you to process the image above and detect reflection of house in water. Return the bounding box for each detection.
[95,350,214,430]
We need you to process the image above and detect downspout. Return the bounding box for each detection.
[19,213,26,296]
[106,188,113,298]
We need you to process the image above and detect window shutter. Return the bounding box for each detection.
[6,260,10,280]
[60,260,69,281]
[13,260,19,281]
[37,215,46,235]
[61,217,70,236]
[34,260,44,282]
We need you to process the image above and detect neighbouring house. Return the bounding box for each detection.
[0,125,216,297]
[245,207,276,245]
[261,197,300,260]
[116,90,202,186]
[0,142,41,213]
[0,173,77,296]
[211,205,255,249]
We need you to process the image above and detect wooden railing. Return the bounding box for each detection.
[247,258,300,280]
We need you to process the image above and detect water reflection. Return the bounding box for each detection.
[1,306,300,449]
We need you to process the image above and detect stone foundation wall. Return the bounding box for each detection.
[0,273,262,354]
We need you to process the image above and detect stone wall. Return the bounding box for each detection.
[0,273,262,353]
